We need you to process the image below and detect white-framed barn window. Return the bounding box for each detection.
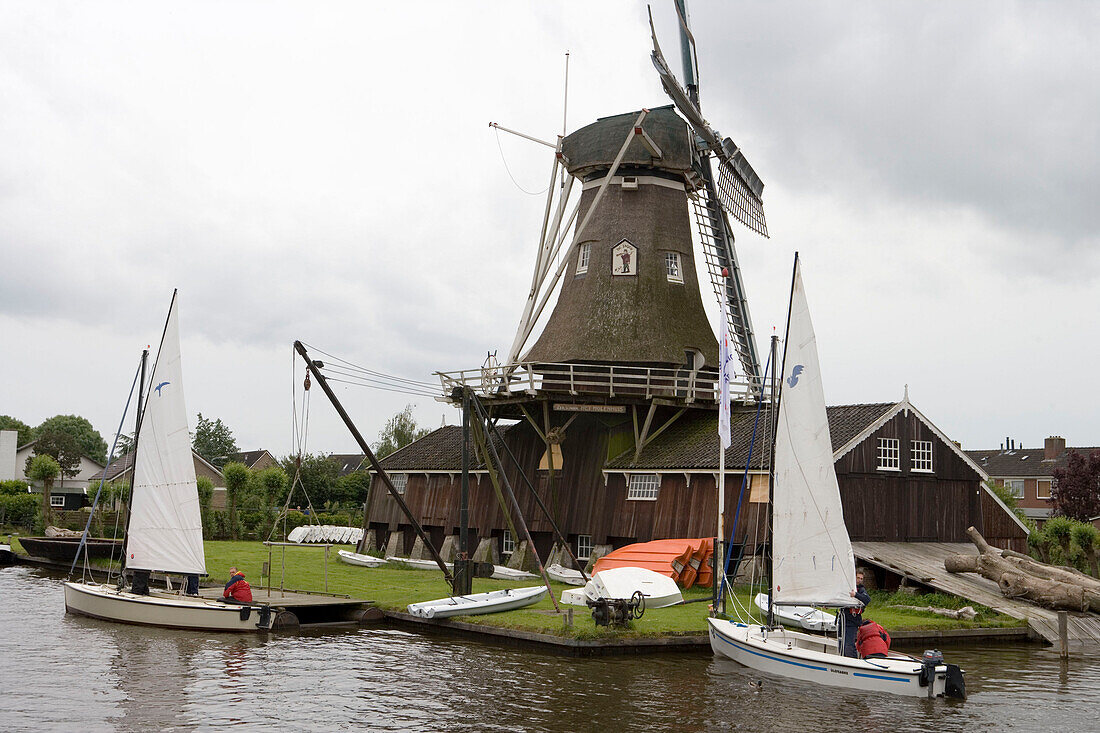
[664,252,683,283]
[877,438,900,470]
[501,529,515,556]
[389,473,408,494]
[627,473,660,500]
[576,535,593,560]
[50,494,65,508]
[911,440,933,472]
[1037,479,1052,500]
[1004,479,1025,499]
[576,242,591,275]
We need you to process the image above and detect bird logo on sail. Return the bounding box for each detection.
[786,365,804,388]
[154,381,170,395]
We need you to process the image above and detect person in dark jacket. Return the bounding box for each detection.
[856,619,891,659]
[223,567,253,603]
[840,569,871,657]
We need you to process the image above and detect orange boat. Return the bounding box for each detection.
[593,539,714,588]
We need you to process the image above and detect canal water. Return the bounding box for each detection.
[2,566,1097,732]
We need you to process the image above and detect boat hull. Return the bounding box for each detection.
[337,550,387,567]
[64,582,271,632]
[753,592,837,632]
[707,618,957,698]
[407,586,548,619]
[20,536,124,562]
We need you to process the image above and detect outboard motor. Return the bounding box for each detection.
[944,664,966,699]
[918,649,943,694]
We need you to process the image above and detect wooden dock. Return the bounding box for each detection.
[854,541,1100,646]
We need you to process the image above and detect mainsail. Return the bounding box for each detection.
[126,292,206,575]
[771,259,857,607]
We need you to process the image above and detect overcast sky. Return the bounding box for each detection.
[2,1,1097,459]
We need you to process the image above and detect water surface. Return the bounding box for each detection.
[1,567,1095,731]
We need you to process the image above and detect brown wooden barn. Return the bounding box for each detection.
[363,393,1027,563]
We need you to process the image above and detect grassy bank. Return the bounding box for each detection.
[200,541,1022,639]
[1,533,1024,639]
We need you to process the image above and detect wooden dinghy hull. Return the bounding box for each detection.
[64,581,273,632]
[20,536,123,562]
[707,618,963,698]
[337,550,388,568]
[753,592,837,633]
[407,586,548,619]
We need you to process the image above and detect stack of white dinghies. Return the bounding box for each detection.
[560,567,683,609]
[336,550,388,568]
[753,592,836,633]
[407,586,548,619]
[706,258,966,699]
[63,292,274,632]
[288,525,363,545]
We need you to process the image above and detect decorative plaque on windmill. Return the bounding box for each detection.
[611,240,637,276]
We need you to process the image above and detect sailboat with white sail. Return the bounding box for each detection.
[64,291,272,632]
[707,257,965,698]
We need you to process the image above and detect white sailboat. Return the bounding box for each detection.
[65,292,272,632]
[707,257,966,699]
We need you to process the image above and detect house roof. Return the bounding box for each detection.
[965,446,1100,478]
[231,449,275,470]
[605,403,896,470]
[330,453,368,476]
[87,449,222,482]
[374,424,515,473]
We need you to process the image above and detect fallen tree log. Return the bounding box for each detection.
[891,605,977,620]
[944,526,1100,612]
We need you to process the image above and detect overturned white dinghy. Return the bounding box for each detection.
[547,563,586,586]
[753,592,836,633]
[386,556,453,571]
[337,550,388,568]
[407,586,548,619]
[288,525,363,545]
[490,565,537,580]
[560,567,683,609]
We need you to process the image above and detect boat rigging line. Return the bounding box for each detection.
[293,340,454,584]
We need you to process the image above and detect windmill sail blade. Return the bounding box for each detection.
[692,170,761,381]
[650,22,769,238]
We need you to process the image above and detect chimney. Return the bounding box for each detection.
[1045,436,1066,461]
[1006,436,1010,452]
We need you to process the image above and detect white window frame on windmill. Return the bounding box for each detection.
[576,242,591,276]
[627,473,660,500]
[876,438,900,471]
[911,440,933,472]
[611,239,638,277]
[664,251,683,284]
[501,529,515,557]
[389,473,408,494]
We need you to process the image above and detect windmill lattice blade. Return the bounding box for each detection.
[691,180,761,380]
[716,156,769,239]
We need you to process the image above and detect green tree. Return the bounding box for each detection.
[0,479,30,496]
[0,415,35,446]
[334,470,371,507]
[280,453,340,507]
[222,461,250,540]
[35,414,108,463]
[192,414,239,468]
[111,432,135,457]
[254,466,289,507]
[373,404,429,459]
[26,453,61,523]
[1072,523,1100,577]
[28,429,84,485]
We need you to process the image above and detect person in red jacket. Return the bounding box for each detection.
[223,567,253,603]
[856,619,891,659]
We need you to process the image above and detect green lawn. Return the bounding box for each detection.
[1,533,1024,640]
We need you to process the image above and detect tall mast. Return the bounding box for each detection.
[120,347,148,573]
[767,253,801,629]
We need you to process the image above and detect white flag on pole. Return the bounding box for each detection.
[718,296,732,450]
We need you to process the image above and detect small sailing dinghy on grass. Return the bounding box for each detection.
[753,592,835,633]
[337,550,388,568]
[547,563,586,586]
[708,258,965,698]
[64,292,273,632]
[407,586,548,619]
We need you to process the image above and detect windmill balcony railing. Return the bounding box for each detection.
[436,361,767,405]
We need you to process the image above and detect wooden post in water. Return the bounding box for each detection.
[1058,610,1069,658]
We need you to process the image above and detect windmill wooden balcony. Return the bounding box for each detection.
[436,360,766,410]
